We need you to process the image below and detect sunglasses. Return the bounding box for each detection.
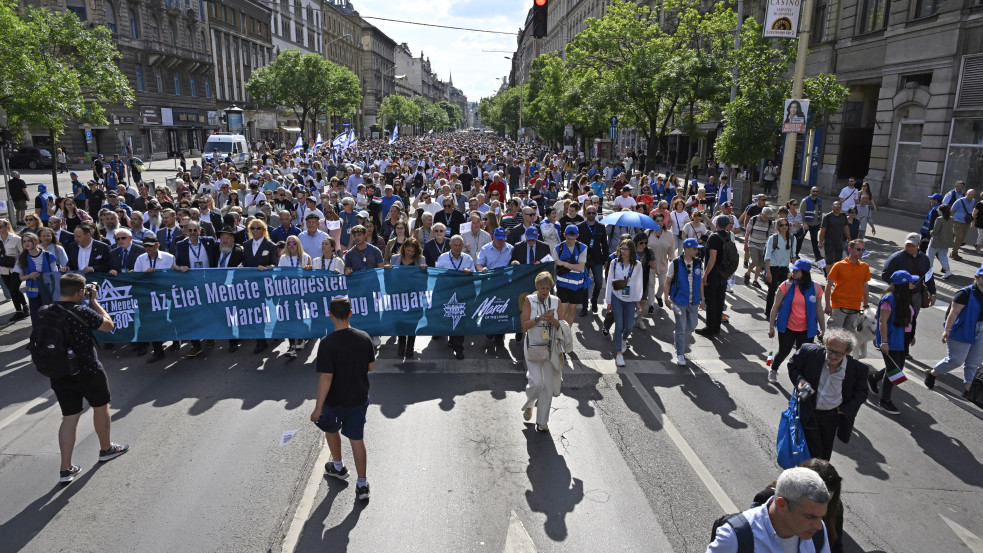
[250,226,264,231]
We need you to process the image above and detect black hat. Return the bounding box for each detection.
[218,225,238,237]
[142,234,159,247]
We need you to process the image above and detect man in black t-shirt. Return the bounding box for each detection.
[312,296,375,501]
[697,216,734,336]
[8,171,29,224]
[48,273,129,483]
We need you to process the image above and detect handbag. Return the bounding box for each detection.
[525,296,553,363]
[776,395,811,469]
[921,290,931,309]
[612,279,628,291]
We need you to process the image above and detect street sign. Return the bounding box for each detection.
[609,126,619,140]
[609,116,618,126]
[85,128,93,141]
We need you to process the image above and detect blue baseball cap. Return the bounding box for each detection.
[493,227,507,240]
[789,259,812,272]
[890,270,920,284]
[976,267,983,277]
[524,226,539,240]
[928,193,943,202]
[37,184,47,194]
[682,238,702,249]
[564,224,579,236]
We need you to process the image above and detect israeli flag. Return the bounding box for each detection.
[347,130,358,149]
[389,122,398,145]
[428,129,434,135]
[331,131,347,149]
[313,132,323,151]
[292,135,304,153]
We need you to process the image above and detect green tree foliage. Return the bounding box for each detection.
[437,101,463,130]
[526,54,567,143]
[246,50,361,137]
[715,19,848,169]
[476,86,527,138]
[378,95,421,132]
[0,2,135,194]
[412,96,450,133]
[478,96,504,134]
[564,0,736,162]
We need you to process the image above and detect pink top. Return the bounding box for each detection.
[779,281,824,332]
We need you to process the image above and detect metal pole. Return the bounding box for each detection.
[777,0,816,206]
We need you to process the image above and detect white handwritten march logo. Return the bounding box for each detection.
[442,293,467,330]
[98,280,137,332]
[471,296,511,325]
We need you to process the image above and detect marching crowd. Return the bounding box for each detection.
[7,133,982,516]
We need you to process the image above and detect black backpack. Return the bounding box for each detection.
[716,233,740,278]
[29,304,86,379]
[710,511,826,552]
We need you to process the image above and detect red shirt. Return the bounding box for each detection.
[488,180,506,200]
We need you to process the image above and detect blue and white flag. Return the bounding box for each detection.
[428,129,434,135]
[389,122,399,145]
[291,135,304,153]
[347,130,358,149]
[313,132,323,151]
[331,131,348,149]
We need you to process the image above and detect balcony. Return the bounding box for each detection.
[143,39,212,72]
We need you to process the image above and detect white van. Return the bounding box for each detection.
[202,133,251,170]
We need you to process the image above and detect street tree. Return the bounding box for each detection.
[564,0,736,164]
[715,19,848,177]
[0,3,134,195]
[526,54,567,144]
[378,95,421,133]
[245,51,361,139]
[413,96,450,133]
[437,101,463,130]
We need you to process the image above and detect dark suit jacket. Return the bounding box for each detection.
[788,343,869,444]
[434,209,466,236]
[216,245,245,268]
[66,240,112,273]
[175,236,218,267]
[508,224,540,246]
[55,229,75,247]
[510,240,551,265]
[423,238,451,267]
[198,220,216,237]
[242,238,279,268]
[156,226,182,255]
[109,244,146,272]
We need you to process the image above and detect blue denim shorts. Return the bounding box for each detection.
[315,399,369,440]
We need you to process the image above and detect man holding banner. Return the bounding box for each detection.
[436,235,476,360]
[135,235,178,363]
[478,228,515,350]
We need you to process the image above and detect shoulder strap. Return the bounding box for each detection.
[811,527,826,552]
[726,513,754,553]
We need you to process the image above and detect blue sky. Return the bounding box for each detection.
[354,0,529,102]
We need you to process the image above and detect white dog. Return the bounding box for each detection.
[851,307,878,359]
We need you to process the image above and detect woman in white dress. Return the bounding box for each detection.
[520,271,563,432]
[278,236,313,358]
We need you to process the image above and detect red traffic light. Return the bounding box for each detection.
[535,0,546,5]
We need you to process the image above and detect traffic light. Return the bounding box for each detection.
[532,0,548,38]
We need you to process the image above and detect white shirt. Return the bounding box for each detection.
[186,239,210,268]
[133,251,175,272]
[708,497,831,553]
[76,241,93,270]
[614,195,637,210]
[421,201,441,217]
[838,185,859,211]
[313,256,344,273]
[278,253,312,268]
[435,251,476,271]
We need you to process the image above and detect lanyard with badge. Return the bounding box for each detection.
[537,295,552,342]
[619,261,634,296]
[191,242,203,268]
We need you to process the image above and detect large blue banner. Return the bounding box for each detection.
[87,264,546,343]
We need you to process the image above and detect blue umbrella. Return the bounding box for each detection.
[599,211,662,231]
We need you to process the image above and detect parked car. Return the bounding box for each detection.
[7,146,52,169]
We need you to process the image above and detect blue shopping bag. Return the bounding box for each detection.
[777,395,811,469]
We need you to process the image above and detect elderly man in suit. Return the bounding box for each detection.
[787,327,870,461]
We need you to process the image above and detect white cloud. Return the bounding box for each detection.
[353,0,528,101]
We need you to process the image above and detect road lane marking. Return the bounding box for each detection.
[0,389,55,433]
[504,510,537,553]
[940,514,983,553]
[282,439,333,553]
[625,371,739,513]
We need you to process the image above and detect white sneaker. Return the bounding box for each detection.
[941,271,953,280]
[768,369,778,384]
[676,354,686,366]
[286,346,298,358]
[636,319,648,330]
[615,353,626,367]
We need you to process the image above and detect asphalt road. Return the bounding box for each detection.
[0,168,981,552]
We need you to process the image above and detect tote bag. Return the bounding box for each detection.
[777,395,811,469]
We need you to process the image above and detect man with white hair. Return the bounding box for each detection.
[708,467,831,552]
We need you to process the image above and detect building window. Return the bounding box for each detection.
[104,1,118,33]
[860,0,888,33]
[200,31,207,52]
[281,18,289,37]
[204,76,211,98]
[295,23,303,43]
[154,67,163,92]
[189,74,196,97]
[67,0,87,21]
[168,19,177,45]
[135,65,145,91]
[253,44,258,67]
[810,0,827,44]
[913,0,939,18]
[943,119,983,191]
[198,0,205,21]
[129,3,139,38]
[900,72,933,90]
[187,26,194,49]
[888,122,923,198]
[174,74,181,95]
